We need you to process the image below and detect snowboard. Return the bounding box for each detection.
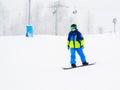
[62,62,96,70]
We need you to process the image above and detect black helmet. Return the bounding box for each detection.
[71,24,77,29]
[71,24,77,31]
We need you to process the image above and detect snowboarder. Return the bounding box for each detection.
[67,24,89,68]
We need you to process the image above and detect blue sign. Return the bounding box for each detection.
[26,25,33,37]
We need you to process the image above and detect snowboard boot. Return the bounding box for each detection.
[71,64,76,68]
[82,62,89,66]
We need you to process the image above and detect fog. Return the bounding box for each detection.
[0,0,120,35]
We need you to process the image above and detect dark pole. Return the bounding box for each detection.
[26,0,33,37]
[28,0,31,25]
[51,0,68,35]
[55,1,59,35]
[113,18,117,33]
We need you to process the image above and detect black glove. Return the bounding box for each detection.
[67,45,70,50]
[81,45,84,49]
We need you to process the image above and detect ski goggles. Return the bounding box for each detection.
[71,27,76,31]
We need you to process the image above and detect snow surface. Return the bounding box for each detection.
[0,33,120,90]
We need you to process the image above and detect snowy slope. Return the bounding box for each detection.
[0,33,120,90]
